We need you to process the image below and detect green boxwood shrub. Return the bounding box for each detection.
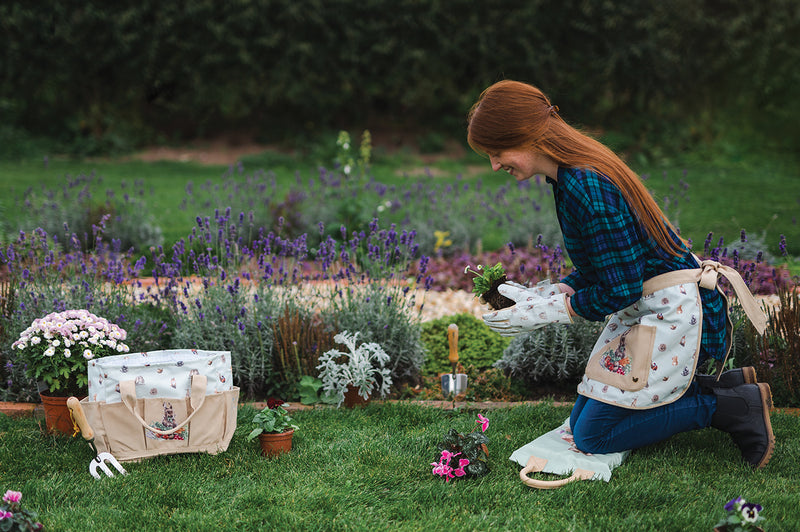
[421,313,511,376]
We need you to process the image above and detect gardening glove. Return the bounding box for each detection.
[498,279,561,302]
[482,291,572,336]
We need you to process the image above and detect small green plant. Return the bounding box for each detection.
[464,262,506,298]
[246,401,298,440]
[296,375,338,406]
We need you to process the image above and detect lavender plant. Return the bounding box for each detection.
[494,317,605,386]
[156,207,433,398]
[10,172,163,253]
[316,221,430,383]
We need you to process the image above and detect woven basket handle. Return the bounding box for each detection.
[120,375,207,436]
[519,456,595,489]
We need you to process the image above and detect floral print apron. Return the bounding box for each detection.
[577,260,767,410]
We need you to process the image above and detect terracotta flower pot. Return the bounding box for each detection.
[258,429,294,457]
[40,393,83,435]
[343,386,371,408]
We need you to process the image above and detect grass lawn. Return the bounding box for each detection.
[1,402,798,531]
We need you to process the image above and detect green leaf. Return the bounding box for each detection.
[246,428,263,442]
[298,375,324,405]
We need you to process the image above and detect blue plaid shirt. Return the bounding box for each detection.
[548,167,727,361]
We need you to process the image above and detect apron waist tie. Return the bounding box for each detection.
[697,260,767,336]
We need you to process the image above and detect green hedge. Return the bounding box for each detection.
[2,0,798,150]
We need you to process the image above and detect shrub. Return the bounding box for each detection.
[322,282,425,386]
[420,313,510,376]
[271,306,337,384]
[736,282,800,407]
[169,276,287,400]
[494,318,605,386]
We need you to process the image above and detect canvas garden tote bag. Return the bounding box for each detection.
[79,374,239,462]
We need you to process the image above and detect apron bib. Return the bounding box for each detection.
[577,260,767,410]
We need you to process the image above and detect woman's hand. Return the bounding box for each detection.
[483,290,573,336]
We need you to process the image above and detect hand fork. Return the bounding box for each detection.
[67,397,128,479]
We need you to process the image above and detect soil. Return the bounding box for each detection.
[127,132,471,167]
[482,276,516,311]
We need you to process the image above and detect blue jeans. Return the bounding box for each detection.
[569,382,717,454]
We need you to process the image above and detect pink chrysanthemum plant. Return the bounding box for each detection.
[12,309,130,396]
[431,414,490,481]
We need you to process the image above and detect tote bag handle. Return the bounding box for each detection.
[519,456,595,489]
[120,375,208,436]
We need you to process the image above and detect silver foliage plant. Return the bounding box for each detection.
[493,317,605,385]
[317,331,393,407]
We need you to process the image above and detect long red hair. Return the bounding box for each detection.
[467,80,687,257]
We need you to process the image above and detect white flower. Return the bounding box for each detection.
[52,339,60,347]
[83,350,94,360]
[80,330,89,339]
[63,348,71,358]
[43,347,55,357]
[343,164,352,175]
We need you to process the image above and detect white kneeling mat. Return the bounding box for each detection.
[509,418,630,489]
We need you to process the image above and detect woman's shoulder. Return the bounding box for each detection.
[557,166,623,206]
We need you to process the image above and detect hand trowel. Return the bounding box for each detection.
[441,323,467,397]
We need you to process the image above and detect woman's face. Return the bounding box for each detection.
[488,148,552,181]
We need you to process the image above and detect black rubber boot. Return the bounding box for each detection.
[711,383,775,469]
[695,366,757,394]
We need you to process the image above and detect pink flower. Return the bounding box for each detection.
[0,510,14,520]
[476,414,489,432]
[453,458,470,478]
[432,450,465,481]
[2,490,21,504]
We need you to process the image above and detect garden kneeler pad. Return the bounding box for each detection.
[509,418,630,489]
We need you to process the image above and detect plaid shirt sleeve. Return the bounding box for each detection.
[549,168,728,360]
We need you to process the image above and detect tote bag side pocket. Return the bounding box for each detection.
[584,325,656,391]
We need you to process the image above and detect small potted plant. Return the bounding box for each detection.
[714,496,765,531]
[11,309,130,434]
[316,331,393,408]
[431,414,491,481]
[246,399,299,457]
[464,262,514,310]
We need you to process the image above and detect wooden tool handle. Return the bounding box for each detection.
[66,396,94,440]
[447,324,459,365]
